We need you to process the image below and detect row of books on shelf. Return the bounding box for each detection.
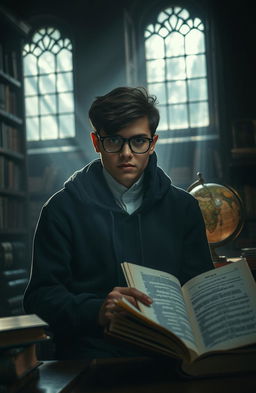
[0,314,49,393]
[0,122,21,153]
[0,241,28,316]
[0,83,18,116]
[0,241,26,270]
[0,43,18,80]
[0,268,29,317]
[0,197,24,230]
[0,156,23,190]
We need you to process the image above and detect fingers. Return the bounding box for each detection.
[98,294,123,326]
[98,287,153,327]
[115,287,153,306]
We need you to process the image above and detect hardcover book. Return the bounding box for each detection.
[107,260,256,377]
[0,314,49,349]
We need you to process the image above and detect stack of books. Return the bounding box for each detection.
[0,314,49,392]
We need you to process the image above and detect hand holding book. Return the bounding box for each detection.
[98,286,152,326]
[107,260,256,377]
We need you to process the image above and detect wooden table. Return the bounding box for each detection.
[19,357,256,393]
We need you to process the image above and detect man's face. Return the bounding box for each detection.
[91,117,158,188]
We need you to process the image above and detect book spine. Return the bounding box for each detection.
[0,122,21,153]
[0,242,26,270]
[0,197,24,230]
[0,263,28,316]
[0,83,18,116]
[0,156,22,190]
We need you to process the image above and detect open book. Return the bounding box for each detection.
[107,260,256,377]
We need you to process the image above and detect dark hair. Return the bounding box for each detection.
[88,87,159,136]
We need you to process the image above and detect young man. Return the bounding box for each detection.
[23,87,213,359]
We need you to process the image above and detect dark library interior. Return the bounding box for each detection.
[0,0,256,320]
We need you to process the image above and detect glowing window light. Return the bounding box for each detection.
[23,27,75,141]
[144,7,209,132]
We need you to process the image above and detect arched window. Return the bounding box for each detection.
[144,6,211,139]
[23,27,75,142]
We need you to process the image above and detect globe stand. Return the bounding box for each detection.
[188,172,244,267]
[209,245,227,265]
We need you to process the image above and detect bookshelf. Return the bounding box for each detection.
[0,6,30,317]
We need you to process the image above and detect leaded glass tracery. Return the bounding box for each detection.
[145,7,209,132]
[23,27,75,141]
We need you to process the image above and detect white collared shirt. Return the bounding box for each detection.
[103,168,144,215]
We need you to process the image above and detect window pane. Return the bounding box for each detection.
[166,32,184,57]
[144,6,210,134]
[58,92,74,113]
[185,29,205,55]
[23,27,76,141]
[25,97,38,116]
[158,105,168,130]
[41,115,58,139]
[188,78,208,101]
[167,81,187,103]
[26,117,39,141]
[169,14,178,29]
[189,102,209,127]
[51,29,60,40]
[33,32,43,43]
[186,54,206,78]
[24,53,37,76]
[42,34,51,49]
[59,114,75,138]
[168,104,188,129]
[148,83,166,105]
[157,12,167,23]
[179,9,189,19]
[145,34,165,59]
[39,73,55,94]
[166,58,186,80]
[38,51,55,74]
[24,76,37,95]
[40,94,56,115]
[57,49,72,71]
[57,72,73,92]
[146,59,165,82]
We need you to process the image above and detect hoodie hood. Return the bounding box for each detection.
[64,152,172,213]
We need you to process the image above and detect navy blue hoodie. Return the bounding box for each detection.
[23,153,213,358]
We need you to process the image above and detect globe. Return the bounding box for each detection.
[188,173,244,261]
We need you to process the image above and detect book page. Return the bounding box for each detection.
[182,261,256,355]
[122,262,198,352]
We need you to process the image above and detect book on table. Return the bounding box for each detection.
[0,314,49,348]
[107,260,256,377]
[0,314,49,390]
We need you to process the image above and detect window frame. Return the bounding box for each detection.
[136,0,219,143]
[23,17,78,151]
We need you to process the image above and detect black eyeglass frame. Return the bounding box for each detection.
[97,134,154,154]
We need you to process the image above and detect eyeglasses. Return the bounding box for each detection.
[98,134,153,154]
